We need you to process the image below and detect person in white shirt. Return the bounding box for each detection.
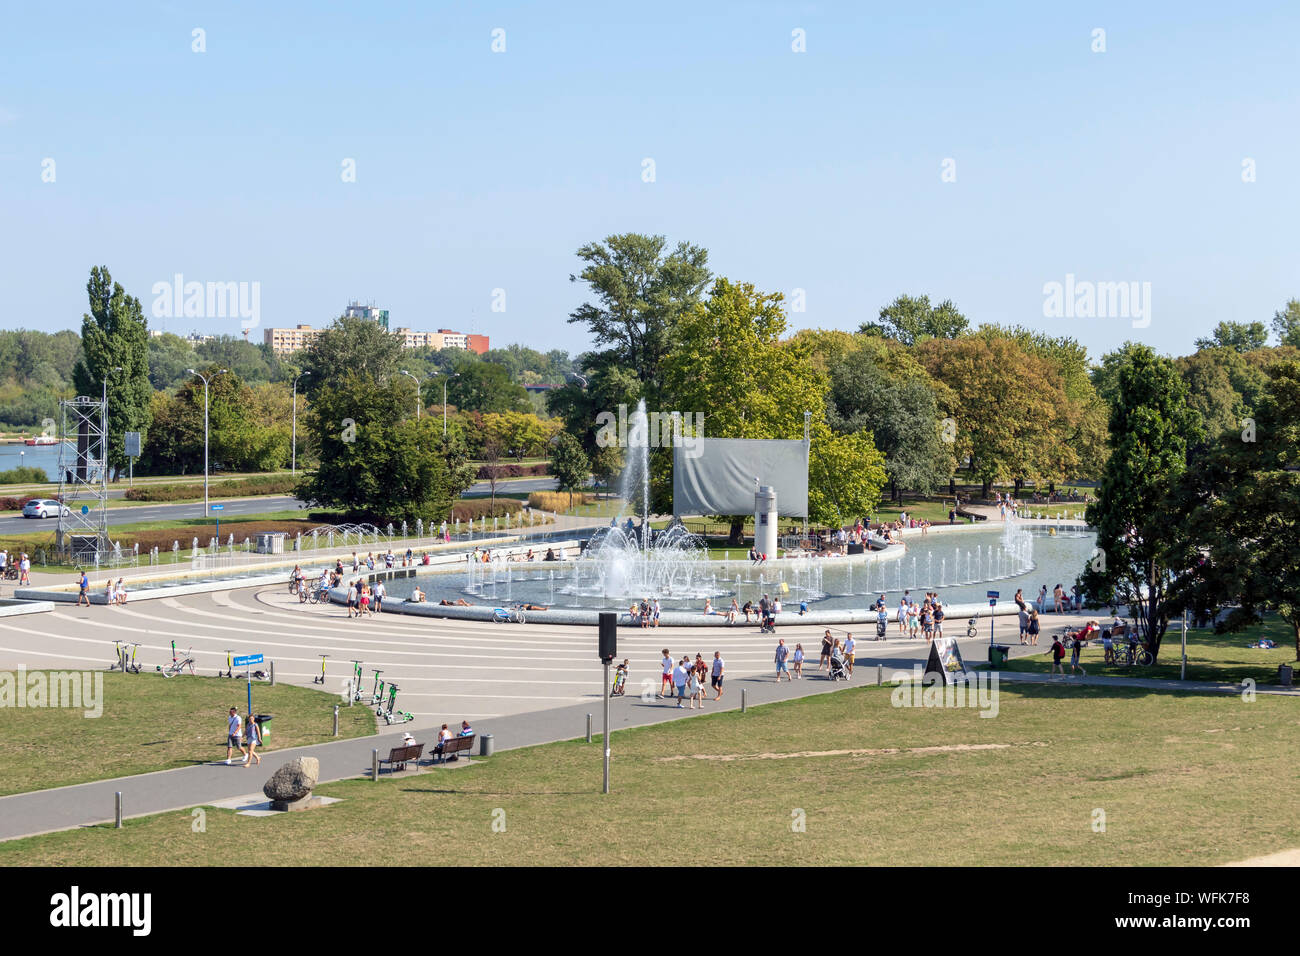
[224,707,247,765]
[672,660,689,708]
[711,651,726,700]
[659,650,673,699]
[843,633,856,676]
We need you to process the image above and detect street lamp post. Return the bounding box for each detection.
[187,368,227,516]
[291,371,309,476]
[442,372,460,438]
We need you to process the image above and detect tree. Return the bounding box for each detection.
[297,372,452,522]
[828,350,953,500]
[861,294,969,345]
[661,278,827,543]
[1272,299,1300,348]
[567,233,711,408]
[550,432,591,509]
[1163,361,1300,657]
[71,267,153,478]
[440,361,529,414]
[916,333,1073,498]
[807,422,887,526]
[1194,320,1269,353]
[299,315,404,399]
[1080,345,1203,659]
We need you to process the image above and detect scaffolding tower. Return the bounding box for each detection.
[55,396,110,564]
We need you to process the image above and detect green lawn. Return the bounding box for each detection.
[1003,616,1298,683]
[0,672,375,796]
[3,681,1297,865]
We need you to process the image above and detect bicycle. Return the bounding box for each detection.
[308,582,330,605]
[492,605,526,624]
[158,640,196,678]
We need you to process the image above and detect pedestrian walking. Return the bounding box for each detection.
[224,707,247,765]
[775,638,792,682]
[844,633,855,676]
[819,629,832,670]
[792,643,805,678]
[241,714,262,766]
[711,651,725,699]
[76,571,90,607]
[659,649,673,699]
[672,658,689,708]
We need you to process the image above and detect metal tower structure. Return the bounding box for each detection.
[55,396,109,564]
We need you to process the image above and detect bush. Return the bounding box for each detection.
[528,491,591,513]
[0,496,37,512]
[124,475,297,502]
[0,466,50,485]
[475,462,548,480]
[449,498,526,522]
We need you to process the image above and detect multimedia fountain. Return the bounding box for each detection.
[400,399,1098,624]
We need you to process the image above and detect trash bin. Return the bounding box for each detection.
[988,645,1010,668]
[254,714,273,740]
[480,733,494,757]
[1279,665,1293,687]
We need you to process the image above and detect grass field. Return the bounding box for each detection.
[0,672,375,796]
[2,680,1296,866]
[1003,616,1299,682]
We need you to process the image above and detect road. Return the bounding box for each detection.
[0,477,558,535]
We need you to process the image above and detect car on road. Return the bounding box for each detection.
[22,498,70,519]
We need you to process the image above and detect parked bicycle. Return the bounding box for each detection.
[158,640,196,678]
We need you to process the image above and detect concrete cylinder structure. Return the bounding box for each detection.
[755,485,778,560]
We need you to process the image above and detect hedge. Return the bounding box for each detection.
[124,475,298,502]
[475,462,548,480]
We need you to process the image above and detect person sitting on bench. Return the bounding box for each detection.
[432,724,453,758]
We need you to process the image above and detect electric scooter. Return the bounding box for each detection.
[376,683,414,724]
[350,660,365,701]
[368,669,386,707]
[312,654,329,685]
[219,649,237,678]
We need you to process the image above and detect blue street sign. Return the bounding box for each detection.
[986,590,1000,599]
[989,599,997,607]
[80,505,88,515]
[233,654,263,667]
[211,504,225,511]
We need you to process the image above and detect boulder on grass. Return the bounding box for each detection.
[263,757,319,803]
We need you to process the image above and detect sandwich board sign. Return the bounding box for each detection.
[924,637,971,685]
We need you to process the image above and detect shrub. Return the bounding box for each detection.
[449,498,526,522]
[125,475,297,502]
[0,466,50,485]
[528,491,591,513]
[475,462,549,480]
[0,496,37,511]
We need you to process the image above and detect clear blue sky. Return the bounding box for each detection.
[2,1,1296,363]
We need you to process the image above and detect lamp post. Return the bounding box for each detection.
[400,370,421,419]
[442,372,460,437]
[291,371,309,476]
[187,368,227,516]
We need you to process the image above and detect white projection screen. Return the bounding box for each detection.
[673,438,809,517]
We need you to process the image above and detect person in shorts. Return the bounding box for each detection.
[792,643,805,678]
[659,650,673,699]
[774,638,791,682]
[76,571,90,607]
[933,602,945,638]
[711,651,725,698]
[1048,634,1066,676]
[224,707,247,765]
[672,658,689,707]
[843,633,855,676]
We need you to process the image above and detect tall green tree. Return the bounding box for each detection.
[549,431,591,509]
[299,315,404,399]
[1194,320,1269,352]
[1080,345,1203,659]
[861,294,969,345]
[567,233,711,408]
[297,372,452,522]
[1272,298,1300,348]
[71,267,153,478]
[1163,361,1300,657]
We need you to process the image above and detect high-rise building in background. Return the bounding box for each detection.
[344,301,389,330]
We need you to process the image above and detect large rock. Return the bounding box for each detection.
[263,757,319,802]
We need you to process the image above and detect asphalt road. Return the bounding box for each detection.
[0,477,558,535]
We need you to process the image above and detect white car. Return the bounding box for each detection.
[21,499,70,519]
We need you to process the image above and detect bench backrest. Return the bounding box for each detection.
[387,744,423,761]
[445,735,474,754]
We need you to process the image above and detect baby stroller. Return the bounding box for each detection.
[875,618,888,641]
[759,611,777,634]
[827,649,849,681]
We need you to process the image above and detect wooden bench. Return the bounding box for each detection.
[431,735,474,764]
[379,743,424,773]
